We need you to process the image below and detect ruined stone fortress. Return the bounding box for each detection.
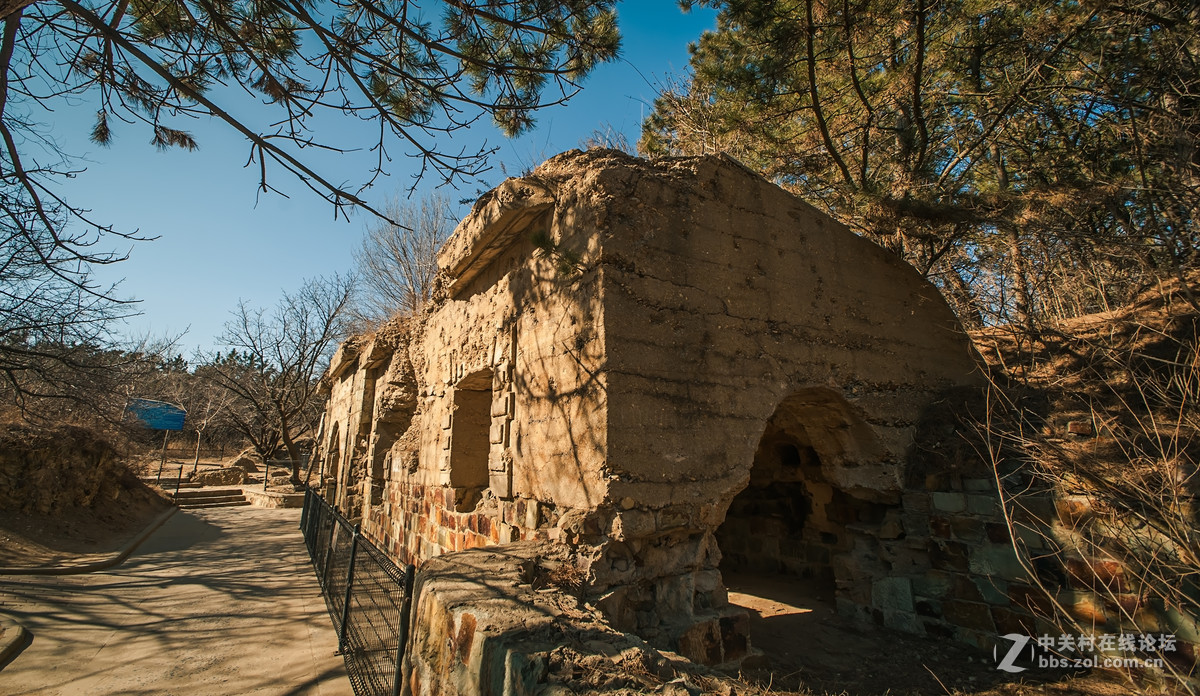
[319,150,1036,665]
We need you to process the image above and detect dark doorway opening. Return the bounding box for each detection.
[716,425,839,604]
[449,368,494,512]
[715,388,888,675]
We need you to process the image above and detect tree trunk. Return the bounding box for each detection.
[191,429,202,475]
[0,0,33,22]
[1008,225,1036,329]
[278,407,302,484]
[945,267,985,329]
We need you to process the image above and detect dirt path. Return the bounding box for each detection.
[0,507,351,696]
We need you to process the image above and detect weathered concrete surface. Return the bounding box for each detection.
[0,508,177,576]
[0,508,351,696]
[319,150,987,662]
[403,541,684,696]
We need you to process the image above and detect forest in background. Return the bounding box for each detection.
[644,0,1197,330]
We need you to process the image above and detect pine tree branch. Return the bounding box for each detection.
[803,0,854,188]
[935,8,1100,187]
[57,0,392,222]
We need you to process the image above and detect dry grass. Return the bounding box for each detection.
[966,277,1200,693]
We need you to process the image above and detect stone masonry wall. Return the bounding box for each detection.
[324,173,612,577]
[319,151,1129,668]
[366,483,561,564]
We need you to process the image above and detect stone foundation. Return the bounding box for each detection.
[365,483,560,563]
[402,542,684,696]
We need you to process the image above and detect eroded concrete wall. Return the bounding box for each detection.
[402,542,682,696]
[321,150,994,664]
[552,154,982,658]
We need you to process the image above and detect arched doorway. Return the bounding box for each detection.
[716,387,895,664]
[324,421,341,501]
[716,424,840,599]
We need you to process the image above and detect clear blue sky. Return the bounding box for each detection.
[60,2,717,357]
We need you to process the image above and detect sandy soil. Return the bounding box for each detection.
[723,571,1139,696]
[0,475,172,568]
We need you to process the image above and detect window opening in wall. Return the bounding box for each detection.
[370,421,404,508]
[449,368,493,512]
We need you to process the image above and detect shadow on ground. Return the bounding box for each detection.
[0,508,350,696]
[725,571,1107,696]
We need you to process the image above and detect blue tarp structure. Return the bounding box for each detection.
[127,399,186,431]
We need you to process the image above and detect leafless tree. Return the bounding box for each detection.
[351,193,454,326]
[0,1,620,408]
[205,274,354,482]
[0,196,151,417]
[153,368,236,472]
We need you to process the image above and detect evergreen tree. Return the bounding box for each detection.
[644,0,1198,325]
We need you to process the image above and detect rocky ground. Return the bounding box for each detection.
[719,573,1137,696]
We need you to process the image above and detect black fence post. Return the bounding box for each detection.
[174,463,184,499]
[321,517,336,592]
[338,524,361,653]
[391,564,417,696]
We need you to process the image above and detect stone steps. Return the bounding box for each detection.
[143,477,203,490]
[171,487,249,509]
[179,499,252,509]
[173,488,244,499]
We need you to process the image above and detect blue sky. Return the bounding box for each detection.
[57,2,717,357]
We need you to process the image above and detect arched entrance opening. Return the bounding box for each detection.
[324,421,341,501]
[715,387,894,663]
[716,426,840,601]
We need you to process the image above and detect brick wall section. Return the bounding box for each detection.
[890,476,1043,649]
[900,475,1199,668]
[364,483,557,566]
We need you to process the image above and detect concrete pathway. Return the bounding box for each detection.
[0,507,353,696]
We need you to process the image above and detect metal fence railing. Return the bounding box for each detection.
[300,489,416,696]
